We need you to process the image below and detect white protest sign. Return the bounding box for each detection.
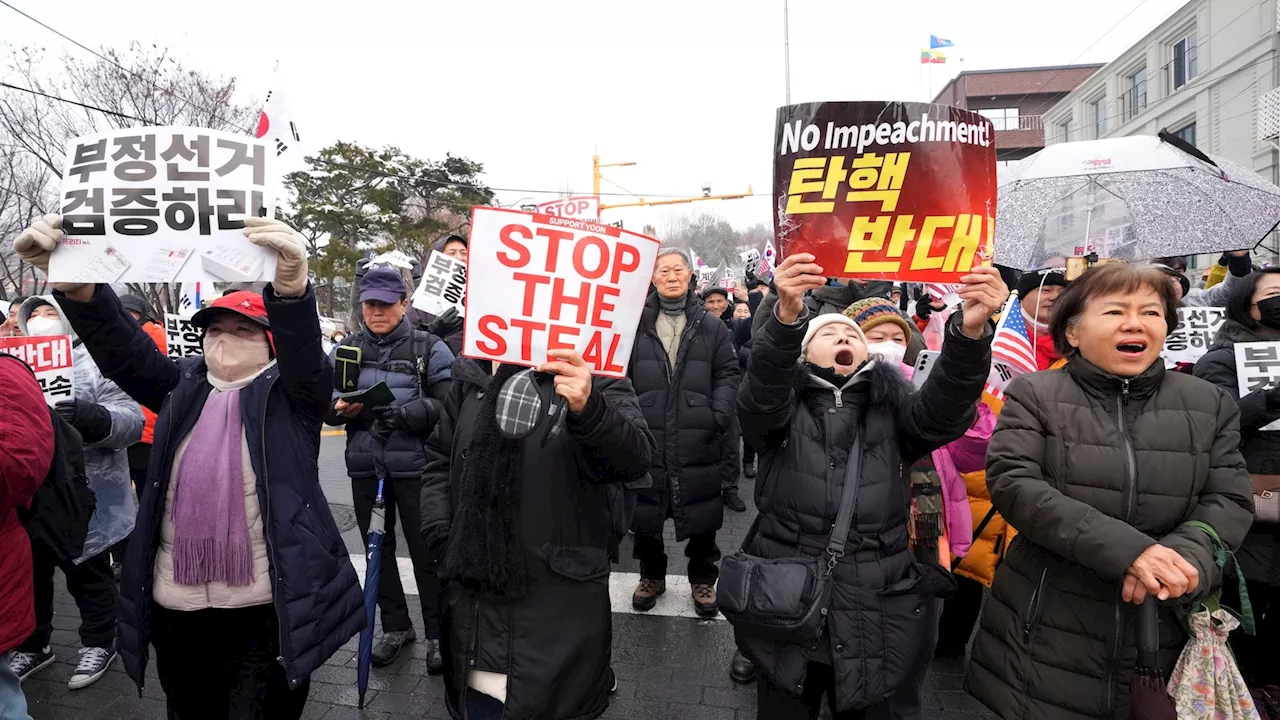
[1161,307,1226,367]
[1234,341,1280,431]
[412,251,467,318]
[462,207,660,378]
[535,196,601,221]
[368,250,417,271]
[0,335,75,406]
[49,127,277,284]
[164,313,203,358]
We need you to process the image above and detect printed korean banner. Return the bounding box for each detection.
[0,335,75,406]
[773,101,996,282]
[49,127,277,285]
[1162,307,1226,367]
[412,250,467,317]
[164,313,203,359]
[1234,341,1280,431]
[462,207,661,378]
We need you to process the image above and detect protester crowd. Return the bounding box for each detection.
[0,212,1274,720]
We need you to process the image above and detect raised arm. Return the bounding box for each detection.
[569,377,655,484]
[55,284,182,414]
[263,283,333,423]
[737,305,803,451]
[897,313,991,461]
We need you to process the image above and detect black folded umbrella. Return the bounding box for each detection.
[1132,596,1176,720]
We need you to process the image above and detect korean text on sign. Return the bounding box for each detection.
[772,102,997,282]
[49,127,277,285]
[462,207,661,378]
[164,314,203,359]
[0,335,75,407]
[1161,307,1226,367]
[411,251,467,318]
[1234,341,1280,431]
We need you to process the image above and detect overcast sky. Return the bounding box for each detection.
[1,0,1188,234]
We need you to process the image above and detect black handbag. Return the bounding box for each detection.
[718,435,862,645]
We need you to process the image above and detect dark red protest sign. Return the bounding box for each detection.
[773,102,997,281]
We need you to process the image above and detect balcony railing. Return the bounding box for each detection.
[989,115,1044,131]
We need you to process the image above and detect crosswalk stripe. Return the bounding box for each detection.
[348,554,723,621]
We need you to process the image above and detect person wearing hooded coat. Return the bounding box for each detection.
[13,214,365,719]
[6,295,143,691]
[629,248,742,618]
[1193,266,1280,689]
[419,349,654,720]
[734,253,1003,718]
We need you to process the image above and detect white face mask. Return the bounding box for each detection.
[203,333,271,383]
[866,341,907,365]
[25,316,63,337]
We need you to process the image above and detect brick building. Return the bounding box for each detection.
[932,65,1104,162]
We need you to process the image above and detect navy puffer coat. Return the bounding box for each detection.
[55,283,364,693]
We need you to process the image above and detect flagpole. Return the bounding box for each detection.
[783,0,791,105]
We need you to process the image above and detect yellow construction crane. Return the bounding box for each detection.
[592,154,753,211]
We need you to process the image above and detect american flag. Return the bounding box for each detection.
[757,240,777,278]
[985,293,1036,399]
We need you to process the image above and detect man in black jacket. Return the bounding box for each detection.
[327,266,454,670]
[629,249,742,618]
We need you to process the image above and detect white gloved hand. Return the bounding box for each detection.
[13,214,92,297]
[14,214,62,276]
[243,216,309,297]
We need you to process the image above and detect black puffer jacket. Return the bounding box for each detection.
[629,290,741,539]
[967,358,1254,719]
[734,308,992,712]
[420,359,654,720]
[1195,318,1280,587]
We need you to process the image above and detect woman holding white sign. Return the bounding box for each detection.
[1194,267,1280,692]
[13,214,364,720]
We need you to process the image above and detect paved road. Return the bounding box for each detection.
[23,432,997,719]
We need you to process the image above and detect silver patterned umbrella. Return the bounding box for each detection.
[994,132,1280,270]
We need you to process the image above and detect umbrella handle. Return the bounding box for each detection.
[1159,129,1220,173]
[375,477,384,505]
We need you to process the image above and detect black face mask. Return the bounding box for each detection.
[1258,296,1280,330]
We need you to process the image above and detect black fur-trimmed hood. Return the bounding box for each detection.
[797,356,913,413]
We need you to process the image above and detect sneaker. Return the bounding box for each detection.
[8,647,55,684]
[68,645,116,690]
[631,578,666,611]
[723,491,747,513]
[692,583,719,619]
[372,629,416,667]
[743,460,756,479]
[424,638,443,675]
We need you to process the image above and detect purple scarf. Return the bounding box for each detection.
[170,388,253,587]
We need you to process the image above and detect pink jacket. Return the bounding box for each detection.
[896,361,995,560]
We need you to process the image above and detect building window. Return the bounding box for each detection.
[977,108,1020,131]
[1125,68,1148,121]
[1057,118,1073,143]
[1172,33,1199,90]
[1172,122,1197,147]
[1091,96,1107,138]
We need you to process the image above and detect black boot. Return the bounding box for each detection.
[425,638,444,675]
[730,651,756,684]
[742,459,756,479]
[723,490,746,513]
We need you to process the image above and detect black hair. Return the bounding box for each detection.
[1049,263,1180,357]
[1226,268,1280,329]
[745,279,766,291]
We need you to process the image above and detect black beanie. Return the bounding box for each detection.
[1015,268,1068,298]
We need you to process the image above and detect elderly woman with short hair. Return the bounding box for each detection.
[967,263,1255,719]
